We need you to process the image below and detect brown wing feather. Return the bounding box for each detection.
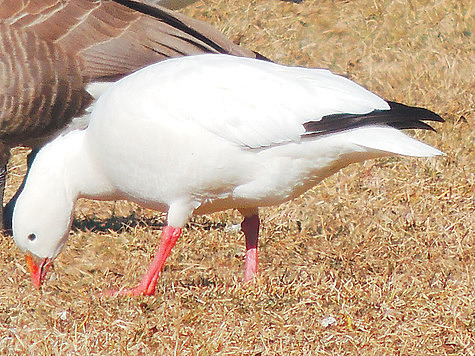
[0,24,91,145]
[2,0,257,80]
[65,0,259,79]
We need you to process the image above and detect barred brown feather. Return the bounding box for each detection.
[0,24,90,145]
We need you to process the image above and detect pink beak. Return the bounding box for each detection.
[25,253,52,289]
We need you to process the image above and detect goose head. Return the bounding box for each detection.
[12,143,76,288]
[13,193,74,288]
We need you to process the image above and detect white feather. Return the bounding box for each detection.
[97,54,389,149]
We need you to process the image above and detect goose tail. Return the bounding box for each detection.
[343,126,444,157]
[303,101,444,157]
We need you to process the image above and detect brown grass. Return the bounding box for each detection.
[0,0,473,354]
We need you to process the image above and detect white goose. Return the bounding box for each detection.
[13,54,444,296]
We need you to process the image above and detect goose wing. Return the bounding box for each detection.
[121,55,442,150]
[1,0,259,80]
[127,55,389,149]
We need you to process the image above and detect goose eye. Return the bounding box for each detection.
[28,233,37,242]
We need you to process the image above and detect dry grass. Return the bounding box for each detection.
[0,0,473,354]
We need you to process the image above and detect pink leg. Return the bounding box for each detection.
[241,214,260,282]
[106,226,182,296]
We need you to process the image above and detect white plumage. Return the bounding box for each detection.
[13,54,443,296]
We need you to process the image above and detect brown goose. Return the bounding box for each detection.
[0,0,262,228]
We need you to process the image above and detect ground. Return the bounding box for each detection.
[0,0,473,354]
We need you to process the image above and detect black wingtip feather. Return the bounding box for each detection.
[388,120,437,132]
[387,101,445,123]
[303,101,444,137]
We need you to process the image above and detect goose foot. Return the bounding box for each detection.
[105,226,182,297]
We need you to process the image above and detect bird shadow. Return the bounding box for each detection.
[72,213,230,234]
[72,213,165,234]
